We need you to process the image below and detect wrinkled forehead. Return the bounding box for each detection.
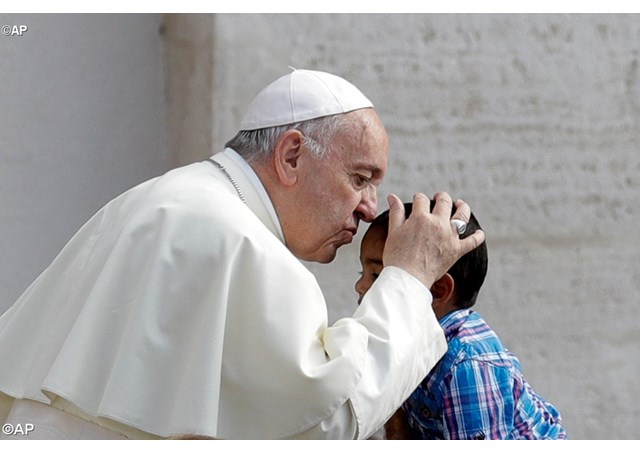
[329,109,389,170]
[348,108,387,142]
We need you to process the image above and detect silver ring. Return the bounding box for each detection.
[452,219,467,235]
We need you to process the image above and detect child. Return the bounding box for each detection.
[355,202,567,440]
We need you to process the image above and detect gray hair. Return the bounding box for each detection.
[224,113,351,163]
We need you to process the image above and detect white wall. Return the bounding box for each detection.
[211,13,640,439]
[0,14,169,308]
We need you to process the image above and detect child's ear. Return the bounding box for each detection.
[431,273,455,318]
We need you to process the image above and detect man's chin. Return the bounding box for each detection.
[301,246,339,264]
[298,236,354,263]
[310,250,338,264]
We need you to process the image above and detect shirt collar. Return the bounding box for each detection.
[439,308,471,341]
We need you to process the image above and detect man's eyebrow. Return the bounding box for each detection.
[358,164,383,174]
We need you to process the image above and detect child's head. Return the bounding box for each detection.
[355,201,488,319]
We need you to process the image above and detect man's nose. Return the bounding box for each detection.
[356,186,378,222]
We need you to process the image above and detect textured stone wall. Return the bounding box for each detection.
[212,14,640,439]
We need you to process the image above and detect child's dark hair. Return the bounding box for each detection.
[369,201,488,309]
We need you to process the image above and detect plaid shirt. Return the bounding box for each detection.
[403,309,567,439]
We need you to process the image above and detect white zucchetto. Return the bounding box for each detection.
[239,69,374,131]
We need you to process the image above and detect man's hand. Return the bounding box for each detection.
[382,192,485,289]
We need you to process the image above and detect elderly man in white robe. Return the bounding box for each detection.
[0,69,484,440]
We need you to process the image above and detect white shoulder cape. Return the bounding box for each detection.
[0,152,445,439]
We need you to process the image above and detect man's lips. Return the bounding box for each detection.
[335,228,357,245]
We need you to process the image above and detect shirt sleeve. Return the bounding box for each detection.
[441,359,516,440]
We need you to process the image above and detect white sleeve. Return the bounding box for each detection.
[289,401,357,439]
[290,266,447,439]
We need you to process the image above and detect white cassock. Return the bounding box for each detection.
[0,148,446,439]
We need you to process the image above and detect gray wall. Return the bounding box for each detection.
[1,13,639,440]
[0,14,169,307]
[211,14,640,440]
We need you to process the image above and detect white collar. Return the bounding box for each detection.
[221,148,285,242]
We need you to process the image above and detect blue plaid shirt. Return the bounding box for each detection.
[403,309,567,439]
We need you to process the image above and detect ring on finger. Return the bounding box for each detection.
[452,219,467,235]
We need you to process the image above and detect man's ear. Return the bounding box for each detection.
[273,129,304,187]
[431,273,455,318]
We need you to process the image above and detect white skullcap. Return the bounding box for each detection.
[239,69,374,131]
